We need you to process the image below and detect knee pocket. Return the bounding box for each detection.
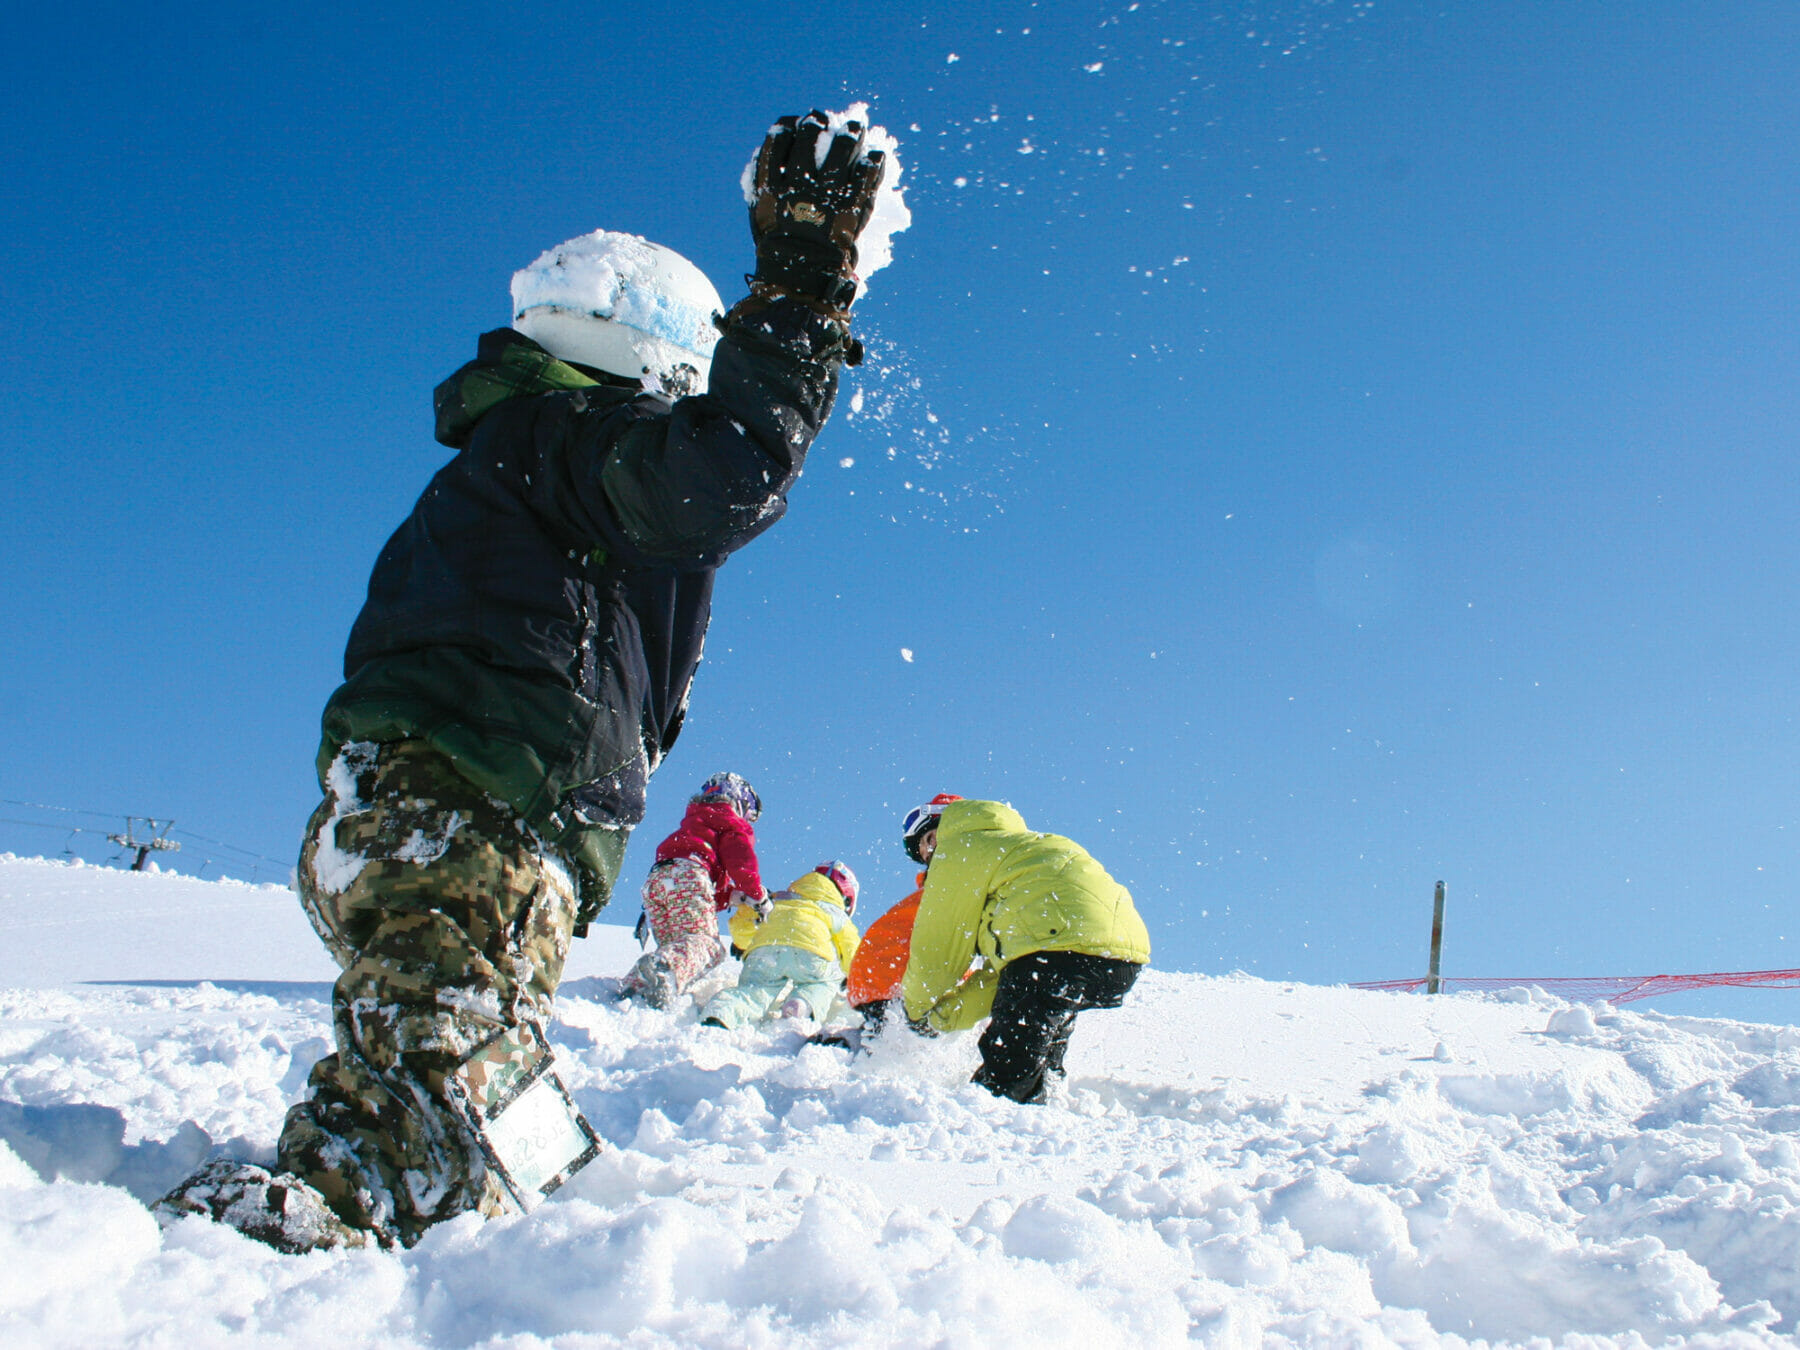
[509,858,578,1000]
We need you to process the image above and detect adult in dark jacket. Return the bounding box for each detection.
[155,111,890,1252]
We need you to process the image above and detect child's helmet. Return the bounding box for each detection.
[814,860,860,914]
[510,231,725,398]
[696,771,761,821]
[901,793,963,863]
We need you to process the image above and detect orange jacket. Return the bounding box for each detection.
[846,875,925,1008]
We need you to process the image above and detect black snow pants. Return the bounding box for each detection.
[972,951,1143,1104]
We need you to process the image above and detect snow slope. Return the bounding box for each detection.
[2,854,1798,1347]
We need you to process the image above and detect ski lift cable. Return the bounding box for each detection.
[0,798,128,823]
[1,806,286,871]
[0,815,112,836]
[169,827,289,868]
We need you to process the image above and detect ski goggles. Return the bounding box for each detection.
[737,784,762,821]
[901,803,940,839]
[901,804,945,863]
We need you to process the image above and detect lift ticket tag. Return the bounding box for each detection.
[448,1021,600,1211]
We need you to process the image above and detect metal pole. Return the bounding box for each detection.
[1426,880,1446,994]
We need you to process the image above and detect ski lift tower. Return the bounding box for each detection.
[108,817,181,872]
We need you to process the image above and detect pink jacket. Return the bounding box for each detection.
[654,800,763,909]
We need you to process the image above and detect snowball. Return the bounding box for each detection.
[1546,1005,1599,1037]
[740,104,911,299]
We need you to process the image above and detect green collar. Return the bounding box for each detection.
[434,328,601,448]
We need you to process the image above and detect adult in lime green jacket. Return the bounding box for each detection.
[898,797,1150,1102]
[702,863,860,1028]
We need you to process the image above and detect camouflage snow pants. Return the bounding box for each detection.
[281,740,615,1247]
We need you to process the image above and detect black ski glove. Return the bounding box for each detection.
[745,110,886,319]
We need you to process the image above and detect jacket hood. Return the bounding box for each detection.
[935,798,1027,841]
[786,870,849,912]
[433,328,602,450]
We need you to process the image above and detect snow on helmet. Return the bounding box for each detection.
[510,230,724,398]
[814,860,860,914]
[695,771,761,822]
[901,793,963,863]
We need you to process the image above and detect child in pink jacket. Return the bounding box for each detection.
[620,772,765,1007]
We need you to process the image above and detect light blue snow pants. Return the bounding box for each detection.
[700,945,843,1028]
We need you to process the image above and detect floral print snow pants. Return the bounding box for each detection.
[622,856,723,1000]
[282,740,594,1246]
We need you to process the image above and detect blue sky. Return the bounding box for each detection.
[4,2,1797,1020]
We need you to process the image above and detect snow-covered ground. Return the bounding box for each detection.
[2,854,1798,1347]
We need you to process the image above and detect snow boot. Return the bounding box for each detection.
[637,961,680,1009]
[619,952,681,1009]
[152,1159,376,1254]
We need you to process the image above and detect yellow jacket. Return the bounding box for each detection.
[731,870,860,974]
[900,799,1150,1031]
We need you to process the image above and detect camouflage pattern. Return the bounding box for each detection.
[448,1021,599,1208]
[281,739,605,1247]
[620,856,724,1004]
[152,1160,372,1254]
[454,1020,555,1115]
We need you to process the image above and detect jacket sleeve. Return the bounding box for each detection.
[922,965,999,1033]
[711,815,763,905]
[833,916,860,976]
[899,874,987,1024]
[727,901,759,952]
[552,300,847,561]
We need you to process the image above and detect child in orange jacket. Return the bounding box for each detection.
[845,872,925,1022]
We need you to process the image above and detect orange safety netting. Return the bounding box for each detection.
[1352,969,1800,1005]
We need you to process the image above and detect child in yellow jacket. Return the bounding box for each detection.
[701,862,860,1028]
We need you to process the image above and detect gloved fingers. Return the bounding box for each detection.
[784,119,827,175]
[756,122,796,184]
[752,126,795,236]
[859,150,886,194]
[818,122,866,177]
[842,153,885,232]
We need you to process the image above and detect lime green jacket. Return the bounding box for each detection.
[732,870,860,973]
[899,800,1151,1031]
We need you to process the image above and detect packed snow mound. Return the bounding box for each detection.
[741,103,911,298]
[2,855,1799,1346]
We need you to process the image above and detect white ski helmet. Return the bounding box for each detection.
[510,230,725,398]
